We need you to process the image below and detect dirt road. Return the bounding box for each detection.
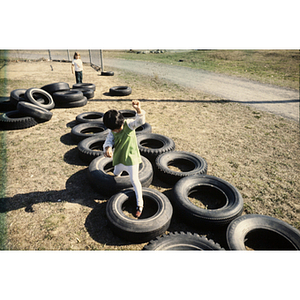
[104,58,299,122]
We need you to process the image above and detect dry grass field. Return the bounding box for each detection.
[0,59,299,250]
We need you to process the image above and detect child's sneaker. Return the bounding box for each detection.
[135,206,143,218]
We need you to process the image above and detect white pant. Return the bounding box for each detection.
[113,163,143,207]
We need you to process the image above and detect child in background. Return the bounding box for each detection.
[103,100,146,218]
[71,52,83,83]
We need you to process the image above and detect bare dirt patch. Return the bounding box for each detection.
[2,60,300,250]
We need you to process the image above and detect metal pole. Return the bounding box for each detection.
[89,50,92,65]
[100,50,104,72]
[48,50,52,61]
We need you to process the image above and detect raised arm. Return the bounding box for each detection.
[127,100,146,130]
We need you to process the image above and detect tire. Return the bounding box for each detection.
[109,86,132,96]
[24,88,55,110]
[71,122,109,143]
[41,82,70,95]
[156,151,208,184]
[137,133,175,164]
[143,232,224,250]
[56,97,87,108]
[226,214,300,250]
[17,101,53,122]
[70,88,94,99]
[53,90,84,103]
[135,122,152,135]
[76,111,104,124]
[106,187,173,243]
[77,135,106,163]
[0,110,38,130]
[172,174,244,227]
[10,89,27,106]
[88,156,153,196]
[72,83,96,91]
[119,109,136,119]
[0,98,16,112]
[101,71,114,76]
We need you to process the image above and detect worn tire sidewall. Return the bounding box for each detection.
[156,151,208,184]
[25,88,55,110]
[172,174,244,226]
[106,188,173,242]
[226,214,300,250]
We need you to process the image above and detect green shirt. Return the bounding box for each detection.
[112,121,142,166]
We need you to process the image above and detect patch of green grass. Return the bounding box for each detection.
[104,49,300,90]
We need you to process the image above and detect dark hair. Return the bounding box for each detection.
[74,52,80,59]
[103,110,124,130]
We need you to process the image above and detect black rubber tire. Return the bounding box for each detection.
[10,89,27,106]
[55,97,87,108]
[101,71,114,76]
[88,156,153,196]
[0,98,16,112]
[70,88,94,99]
[119,109,136,119]
[41,82,70,95]
[72,83,96,91]
[53,90,84,103]
[17,101,53,122]
[77,135,106,163]
[71,122,109,143]
[106,187,173,243]
[0,110,38,130]
[143,232,224,250]
[137,133,175,164]
[155,151,208,184]
[226,214,300,250]
[172,174,244,228]
[135,122,152,135]
[24,88,55,110]
[75,111,104,124]
[109,86,132,96]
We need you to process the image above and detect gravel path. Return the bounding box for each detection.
[104,58,299,122]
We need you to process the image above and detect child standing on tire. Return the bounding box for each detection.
[103,100,146,218]
[71,52,83,84]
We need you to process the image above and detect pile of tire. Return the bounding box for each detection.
[0,88,54,130]
[42,82,95,108]
[0,82,96,130]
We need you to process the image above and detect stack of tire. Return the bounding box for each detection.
[0,88,54,130]
[0,82,96,130]
[42,82,95,108]
[79,109,300,250]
